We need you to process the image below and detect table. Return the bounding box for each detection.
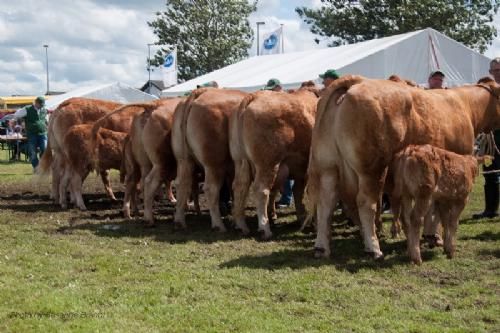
[0,135,28,162]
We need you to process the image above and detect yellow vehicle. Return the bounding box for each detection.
[0,96,51,110]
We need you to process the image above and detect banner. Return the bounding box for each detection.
[162,49,177,87]
[261,28,282,55]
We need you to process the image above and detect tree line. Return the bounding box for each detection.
[148,0,499,83]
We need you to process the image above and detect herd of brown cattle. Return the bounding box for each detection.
[37,75,500,265]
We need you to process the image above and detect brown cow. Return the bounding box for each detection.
[391,145,478,264]
[307,75,500,259]
[121,97,182,225]
[230,87,319,239]
[38,98,122,202]
[58,124,127,210]
[172,88,247,231]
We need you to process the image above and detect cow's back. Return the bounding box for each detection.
[176,89,247,167]
[239,89,317,172]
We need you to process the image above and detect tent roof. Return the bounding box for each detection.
[162,28,491,97]
[46,82,158,110]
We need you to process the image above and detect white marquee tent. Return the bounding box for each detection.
[46,82,158,111]
[161,28,491,97]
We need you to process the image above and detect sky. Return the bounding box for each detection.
[0,0,498,97]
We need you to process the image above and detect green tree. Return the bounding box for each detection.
[296,0,499,53]
[148,0,257,83]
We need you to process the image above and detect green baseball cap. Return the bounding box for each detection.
[35,96,45,106]
[319,69,340,80]
[263,78,281,90]
[196,81,218,88]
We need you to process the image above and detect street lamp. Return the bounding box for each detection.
[147,43,154,93]
[43,44,49,95]
[256,22,265,56]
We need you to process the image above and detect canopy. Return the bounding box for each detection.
[162,28,491,97]
[46,82,158,110]
[0,96,51,109]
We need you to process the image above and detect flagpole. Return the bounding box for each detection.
[280,24,284,53]
[256,22,265,56]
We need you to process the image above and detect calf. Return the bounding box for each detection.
[59,124,127,210]
[391,145,478,264]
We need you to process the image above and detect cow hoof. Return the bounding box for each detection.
[144,222,156,228]
[212,225,227,233]
[410,257,423,265]
[258,229,272,241]
[313,247,328,259]
[365,251,384,261]
[234,225,250,235]
[423,235,443,248]
[173,222,186,231]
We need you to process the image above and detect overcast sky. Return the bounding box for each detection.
[0,0,498,96]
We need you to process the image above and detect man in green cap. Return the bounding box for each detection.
[196,81,219,89]
[263,78,282,92]
[319,69,340,88]
[13,96,48,170]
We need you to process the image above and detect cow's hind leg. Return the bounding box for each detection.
[356,176,384,259]
[252,164,279,240]
[70,171,87,211]
[143,165,163,225]
[204,166,226,232]
[408,195,432,265]
[440,200,464,259]
[51,153,63,202]
[313,170,338,258]
[58,166,71,209]
[99,169,116,201]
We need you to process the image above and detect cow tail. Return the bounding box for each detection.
[230,94,255,217]
[178,88,208,158]
[301,161,319,231]
[316,75,364,126]
[234,94,255,156]
[38,136,53,175]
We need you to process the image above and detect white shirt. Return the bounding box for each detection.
[13,103,49,121]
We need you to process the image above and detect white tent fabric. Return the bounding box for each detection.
[161,28,491,97]
[46,82,158,110]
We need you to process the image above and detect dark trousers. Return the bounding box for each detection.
[27,134,47,168]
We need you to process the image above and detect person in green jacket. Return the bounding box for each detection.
[13,96,48,170]
[473,57,500,219]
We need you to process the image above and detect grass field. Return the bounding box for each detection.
[0,161,498,332]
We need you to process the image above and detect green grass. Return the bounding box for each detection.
[0,163,498,332]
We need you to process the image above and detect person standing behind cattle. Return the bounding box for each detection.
[427,70,446,89]
[319,69,340,88]
[13,96,48,170]
[473,58,500,219]
[263,78,282,92]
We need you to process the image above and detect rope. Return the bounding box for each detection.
[475,131,500,157]
[475,131,500,175]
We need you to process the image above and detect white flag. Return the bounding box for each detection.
[261,28,282,55]
[162,49,177,87]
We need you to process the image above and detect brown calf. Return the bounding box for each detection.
[391,145,478,264]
